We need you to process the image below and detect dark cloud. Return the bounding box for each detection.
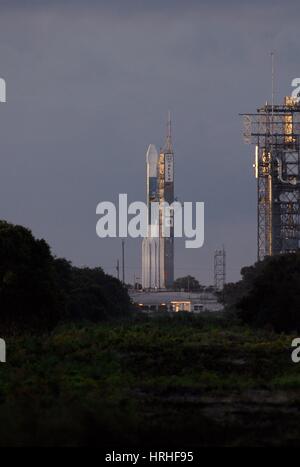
[0,1,299,283]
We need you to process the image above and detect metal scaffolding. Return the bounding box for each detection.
[214,246,226,290]
[241,96,300,261]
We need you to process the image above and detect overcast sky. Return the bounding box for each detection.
[0,0,300,284]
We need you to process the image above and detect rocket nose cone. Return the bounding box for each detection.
[146,144,158,164]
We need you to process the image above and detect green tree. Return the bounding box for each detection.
[173,275,203,292]
[65,267,130,322]
[0,221,131,333]
[234,253,300,333]
[0,221,60,332]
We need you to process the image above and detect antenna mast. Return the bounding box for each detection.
[165,110,173,153]
[271,51,275,111]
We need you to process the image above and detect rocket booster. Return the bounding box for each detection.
[146,144,159,235]
[142,144,160,289]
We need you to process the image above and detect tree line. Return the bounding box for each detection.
[0,221,130,333]
[220,252,300,333]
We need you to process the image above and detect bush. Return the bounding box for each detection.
[0,221,61,332]
[236,253,300,333]
[0,221,131,333]
[64,267,130,322]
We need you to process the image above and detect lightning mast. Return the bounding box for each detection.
[214,246,226,290]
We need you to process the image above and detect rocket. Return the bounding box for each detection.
[142,114,175,290]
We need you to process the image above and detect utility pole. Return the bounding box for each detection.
[122,240,125,285]
[116,259,120,281]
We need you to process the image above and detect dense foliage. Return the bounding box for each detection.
[0,316,298,447]
[0,221,130,333]
[0,221,60,332]
[59,262,131,322]
[173,275,204,292]
[222,252,300,333]
[0,220,299,446]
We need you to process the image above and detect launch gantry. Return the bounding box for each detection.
[242,96,300,260]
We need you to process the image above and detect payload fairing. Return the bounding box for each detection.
[142,115,174,289]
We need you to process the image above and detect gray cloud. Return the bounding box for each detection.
[0,1,299,284]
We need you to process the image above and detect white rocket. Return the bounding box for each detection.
[142,114,175,290]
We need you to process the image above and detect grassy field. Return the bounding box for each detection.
[0,313,299,446]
